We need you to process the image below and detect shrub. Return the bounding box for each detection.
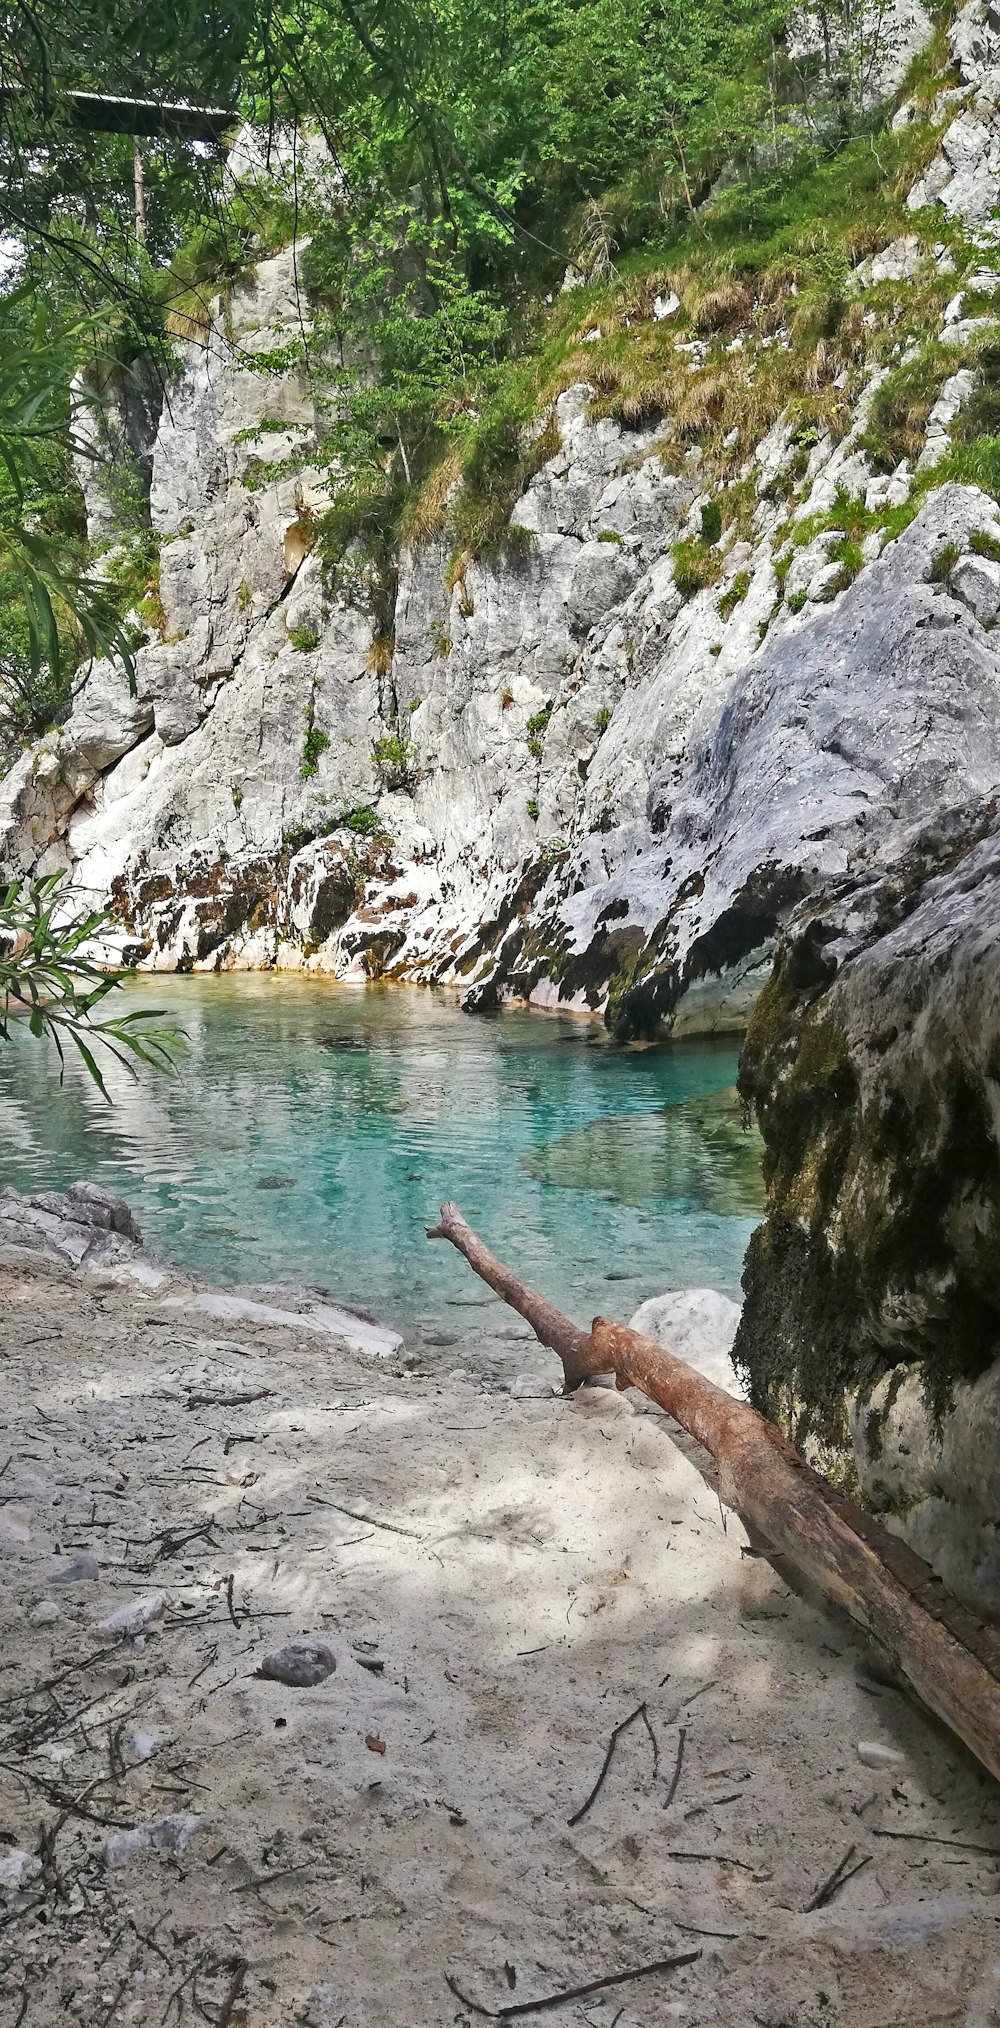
[365,631,395,674]
[300,727,330,779]
[594,706,612,733]
[700,499,723,545]
[527,702,553,737]
[289,622,321,652]
[859,345,958,472]
[372,733,416,788]
[101,530,165,639]
[526,796,539,820]
[672,536,723,599]
[339,804,384,836]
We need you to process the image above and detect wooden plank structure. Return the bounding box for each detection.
[427,1200,1000,1787]
[0,89,235,143]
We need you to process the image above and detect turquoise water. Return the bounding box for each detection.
[0,976,762,1369]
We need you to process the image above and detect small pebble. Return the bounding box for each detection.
[857,1740,907,1770]
[511,1374,560,1399]
[97,1593,167,1637]
[28,1600,60,1627]
[128,1731,158,1762]
[0,1851,41,1891]
[258,1638,336,1688]
[49,1550,99,1585]
[104,1815,202,1867]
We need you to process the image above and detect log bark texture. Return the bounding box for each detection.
[427,1201,1000,1787]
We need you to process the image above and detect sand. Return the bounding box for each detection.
[1,1237,999,2027]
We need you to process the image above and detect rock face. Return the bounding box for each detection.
[735,822,1000,1613]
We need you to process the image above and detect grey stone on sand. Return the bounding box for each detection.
[628,1289,745,1398]
[258,1639,337,1688]
[49,1550,99,1585]
[104,1815,202,1867]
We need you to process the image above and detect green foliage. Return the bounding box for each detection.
[928,540,960,583]
[526,796,539,820]
[672,534,724,599]
[446,401,546,567]
[338,804,385,837]
[0,298,138,747]
[282,801,388,853]
[594,706,613,733]
[0,873,183,1100]
[859,343,960,471]
[971,528,1000,563]
[931,435,1000,498]
[288,621,321,652]
[719,569,750,616]
[300,726,330,778]
[101,531,165,640]
[700,499,723,544]
[371,732,416,787]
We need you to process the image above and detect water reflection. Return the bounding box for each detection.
[524,1087,766,1217]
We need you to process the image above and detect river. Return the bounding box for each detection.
[0,975,764,1372]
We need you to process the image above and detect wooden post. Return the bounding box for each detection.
[427,1201,1000,1786]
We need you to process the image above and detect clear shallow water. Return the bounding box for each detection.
[0,976,763,1370]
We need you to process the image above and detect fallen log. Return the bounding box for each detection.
[426,1200,1000,1786]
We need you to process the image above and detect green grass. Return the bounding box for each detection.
[300,726,329,779]
[288,621,321,652]
[719,569,750,616]
[672,534,724,599]
[928,539,961,581]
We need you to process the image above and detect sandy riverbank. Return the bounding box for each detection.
[1,1205,999,2026]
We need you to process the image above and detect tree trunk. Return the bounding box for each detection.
[427,1201,1000,1786]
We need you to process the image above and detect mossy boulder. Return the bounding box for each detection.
[735,819,1000,1610]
